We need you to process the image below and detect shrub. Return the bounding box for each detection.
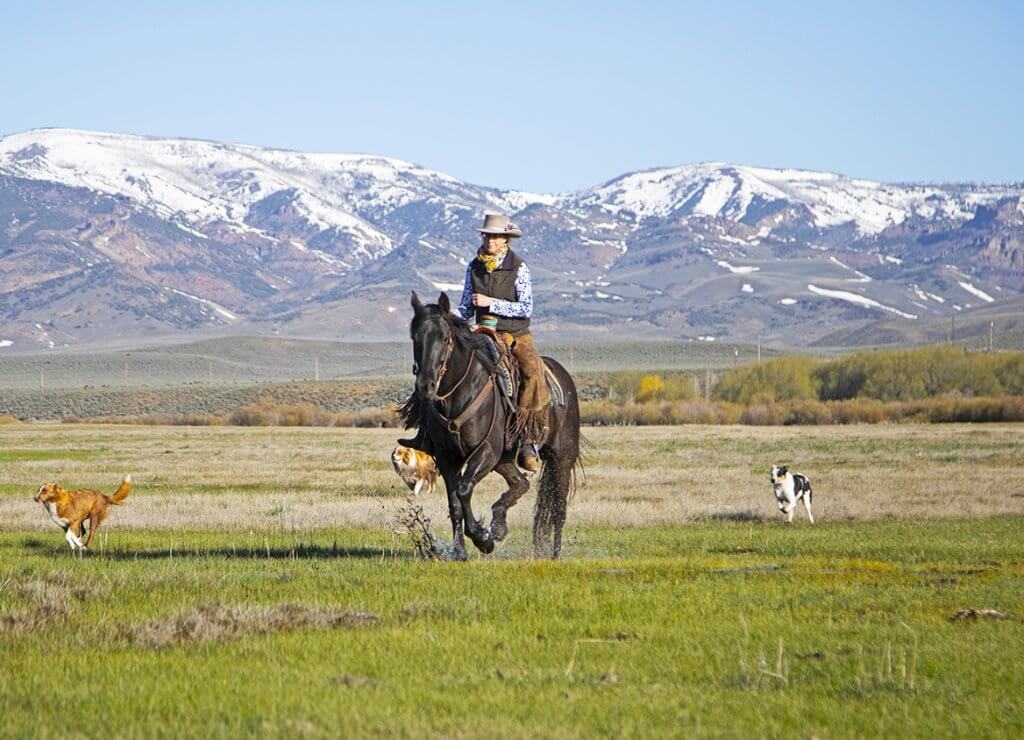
[829,399,887,424]
[603,371,696,404]
[781,400,833,425]
[815,346,1013,401]
[667,400,742,424]
[606,371,644,404]
[714,357,820,404]
[739,404,785,426]
[993,354,1024,395]
[228,399,333,427]
[636,374,665,403]
[661,374,698,401]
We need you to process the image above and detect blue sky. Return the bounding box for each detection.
[1,1,1021,192]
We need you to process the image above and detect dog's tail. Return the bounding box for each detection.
[107,475,132,505]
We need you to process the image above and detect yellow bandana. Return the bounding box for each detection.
[476,246,507,273]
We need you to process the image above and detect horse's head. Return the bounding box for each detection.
[409,291,454,400]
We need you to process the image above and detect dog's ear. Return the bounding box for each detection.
[438,292,451,313]
[779,466,788,476]
[411,291,425,317]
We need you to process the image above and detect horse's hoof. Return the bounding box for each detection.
[477,537,495,555]
[489,520,508,543]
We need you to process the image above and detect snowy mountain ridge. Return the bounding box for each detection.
[4,128,1019,242]
[1,128,1023,349]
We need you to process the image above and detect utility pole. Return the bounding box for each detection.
[990,321,994,353]
[123,354,129,386]
[40,369,44,393]
[315,354,320,382]
[757,334,762,365]
[949,315,956,345]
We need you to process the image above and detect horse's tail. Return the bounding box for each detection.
[533,455,574,559]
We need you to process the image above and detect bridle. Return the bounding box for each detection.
[415,329,473,402]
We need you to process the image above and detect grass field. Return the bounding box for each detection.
[2,424,1023,737]
[2,424,1023,529]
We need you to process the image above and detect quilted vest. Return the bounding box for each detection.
[470,249,530,336]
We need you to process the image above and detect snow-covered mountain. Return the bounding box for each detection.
[571,162,1018,231]
[1,128,1022,350]
[0,128,553,269]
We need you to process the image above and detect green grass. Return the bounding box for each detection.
[0,448,107,463]
[2,520,1023,738]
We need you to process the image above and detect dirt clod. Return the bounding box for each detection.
[330,674,381,687]
[948,608,1011,622]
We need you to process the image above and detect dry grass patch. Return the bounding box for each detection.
[122,603,379,648]
[0,573,105,632]
[2,424,1024,531]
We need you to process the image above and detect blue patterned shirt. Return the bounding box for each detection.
[456,254,534,321]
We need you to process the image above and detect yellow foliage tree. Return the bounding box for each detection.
[636,374,666,403]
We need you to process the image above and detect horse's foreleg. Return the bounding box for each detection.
[440,469,467,561]
[455,477,495,555]
[490,459,531,543]
[455,446,504,555]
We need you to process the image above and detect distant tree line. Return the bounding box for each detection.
[712,347,1024,404]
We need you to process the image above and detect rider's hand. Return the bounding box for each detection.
[471,293,492,308]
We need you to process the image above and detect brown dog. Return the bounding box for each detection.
[391,446,438,496]
[34,476,132,549]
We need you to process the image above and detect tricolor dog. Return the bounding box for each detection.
[770,466,814,523]
[391,445,438,496]
[34,476,132,549]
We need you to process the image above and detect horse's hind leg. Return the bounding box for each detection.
[490,458,530,543]
[533,456,572,559]
[549,459,574,559]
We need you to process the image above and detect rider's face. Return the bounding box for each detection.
[481,235,508,255]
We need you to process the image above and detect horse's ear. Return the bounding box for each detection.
[438,292,451,313]
[410,291,424,316]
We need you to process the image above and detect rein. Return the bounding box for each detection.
[434,334,474,402]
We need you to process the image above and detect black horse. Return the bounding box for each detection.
[402,291,581,560]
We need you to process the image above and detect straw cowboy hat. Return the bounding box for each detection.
[476,213,522,238]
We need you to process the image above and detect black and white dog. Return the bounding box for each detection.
[770,465,814,523]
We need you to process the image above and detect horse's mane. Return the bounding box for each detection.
[448,313,498,374]
[399,307,498,429]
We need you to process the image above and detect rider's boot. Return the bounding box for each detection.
[517,443,541,473]
[398,426,434,456]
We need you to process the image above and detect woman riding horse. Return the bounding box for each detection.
[401,213,549,472]
[400,216,582,559]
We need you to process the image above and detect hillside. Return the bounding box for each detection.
[813,295,1024,349]
[2,129,1022,349]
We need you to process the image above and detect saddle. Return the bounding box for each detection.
[472,327,566,407]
